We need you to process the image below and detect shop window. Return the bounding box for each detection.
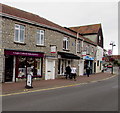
[17,56,42,78]
[58,59,71,75]
[97,60,99,66]
[63,37,69,50]
[18,56,26,78]
[14,24,25,43]
[36,30,45,45]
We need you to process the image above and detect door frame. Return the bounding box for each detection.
[45,58,55,80]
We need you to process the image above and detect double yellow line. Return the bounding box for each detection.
[0,74,117,97]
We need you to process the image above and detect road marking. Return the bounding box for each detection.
[1,74,117,97]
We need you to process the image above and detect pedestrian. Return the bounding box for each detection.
[71,65,77,81]
[65,65,71,79]
[86,66,90,77]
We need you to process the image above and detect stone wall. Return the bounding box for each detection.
[2,17,77,82]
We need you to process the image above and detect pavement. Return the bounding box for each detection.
[1,72,117,95]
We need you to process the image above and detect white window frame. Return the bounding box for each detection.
[36,30,45,45]
[77,40,81,53]
[63,37,69,50]
[86,45,89,54]
[99,36,101,43]
[14,24,25,43]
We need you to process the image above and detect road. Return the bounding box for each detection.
[3,75,118,111]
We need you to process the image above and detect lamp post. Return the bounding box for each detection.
[110,42,116,54]
[109,42,116,74]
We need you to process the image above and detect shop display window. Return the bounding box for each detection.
[17,56,42,78]
[18,56,26,78]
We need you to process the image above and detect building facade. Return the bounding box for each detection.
[0,4,104,83]
[69,24,104,74]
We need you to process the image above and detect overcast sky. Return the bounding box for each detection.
[1,0,119,55]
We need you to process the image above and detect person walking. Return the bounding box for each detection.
[65,65,71,79]
[71,65,77,81]
[86,66,90,77]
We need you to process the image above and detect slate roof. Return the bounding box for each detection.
[69,24,101,34]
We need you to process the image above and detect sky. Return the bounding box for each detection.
[0,0,119,55]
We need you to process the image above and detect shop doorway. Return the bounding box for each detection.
[45,59,55,80]
[5,55,13,82]
[94,62,96,73]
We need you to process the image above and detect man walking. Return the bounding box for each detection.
[86,66,90,77]
[65,65,71,79]
[71,65,77,81]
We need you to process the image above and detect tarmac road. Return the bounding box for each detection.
[2,75,118,111]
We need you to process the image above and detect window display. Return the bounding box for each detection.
[17,56,42,78]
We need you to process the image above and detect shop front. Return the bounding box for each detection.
[83,55,94,75]
[4,49,44,82]
[57,52,80,75]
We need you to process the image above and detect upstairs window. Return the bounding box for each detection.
[99,36,101,43]
[77,40,81,53]
[86,45,89,54]
[15,24,25,43]
[36,30,45,45]
[63,37,69,50]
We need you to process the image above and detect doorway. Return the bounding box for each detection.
[45,59,55,80]
[94,62,96,73]
[5,55,13,82]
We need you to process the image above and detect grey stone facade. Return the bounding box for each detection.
[1,17,79,82]
[0,4,100,83]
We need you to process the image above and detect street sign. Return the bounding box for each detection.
[82,51,86,56]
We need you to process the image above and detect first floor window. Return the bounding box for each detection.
[15,24,25,43]
[77,41,81,52]
[36,30,45,45]
[63,37,69,50]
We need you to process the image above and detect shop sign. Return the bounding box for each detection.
[50,45,57,53]
[83,56,94,60]
[82,51,86,56]
[5,50,44,57]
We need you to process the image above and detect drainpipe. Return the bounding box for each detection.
[76,32,79,54]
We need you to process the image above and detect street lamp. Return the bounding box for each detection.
[109,42,116,74]
[110,42,116,54]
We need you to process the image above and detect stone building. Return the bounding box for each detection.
[69,24,104,73]
[0,4,103,83]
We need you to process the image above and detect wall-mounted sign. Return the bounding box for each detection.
[82,51,86,56]
[50,45,57,53]
[5,50,44,57]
